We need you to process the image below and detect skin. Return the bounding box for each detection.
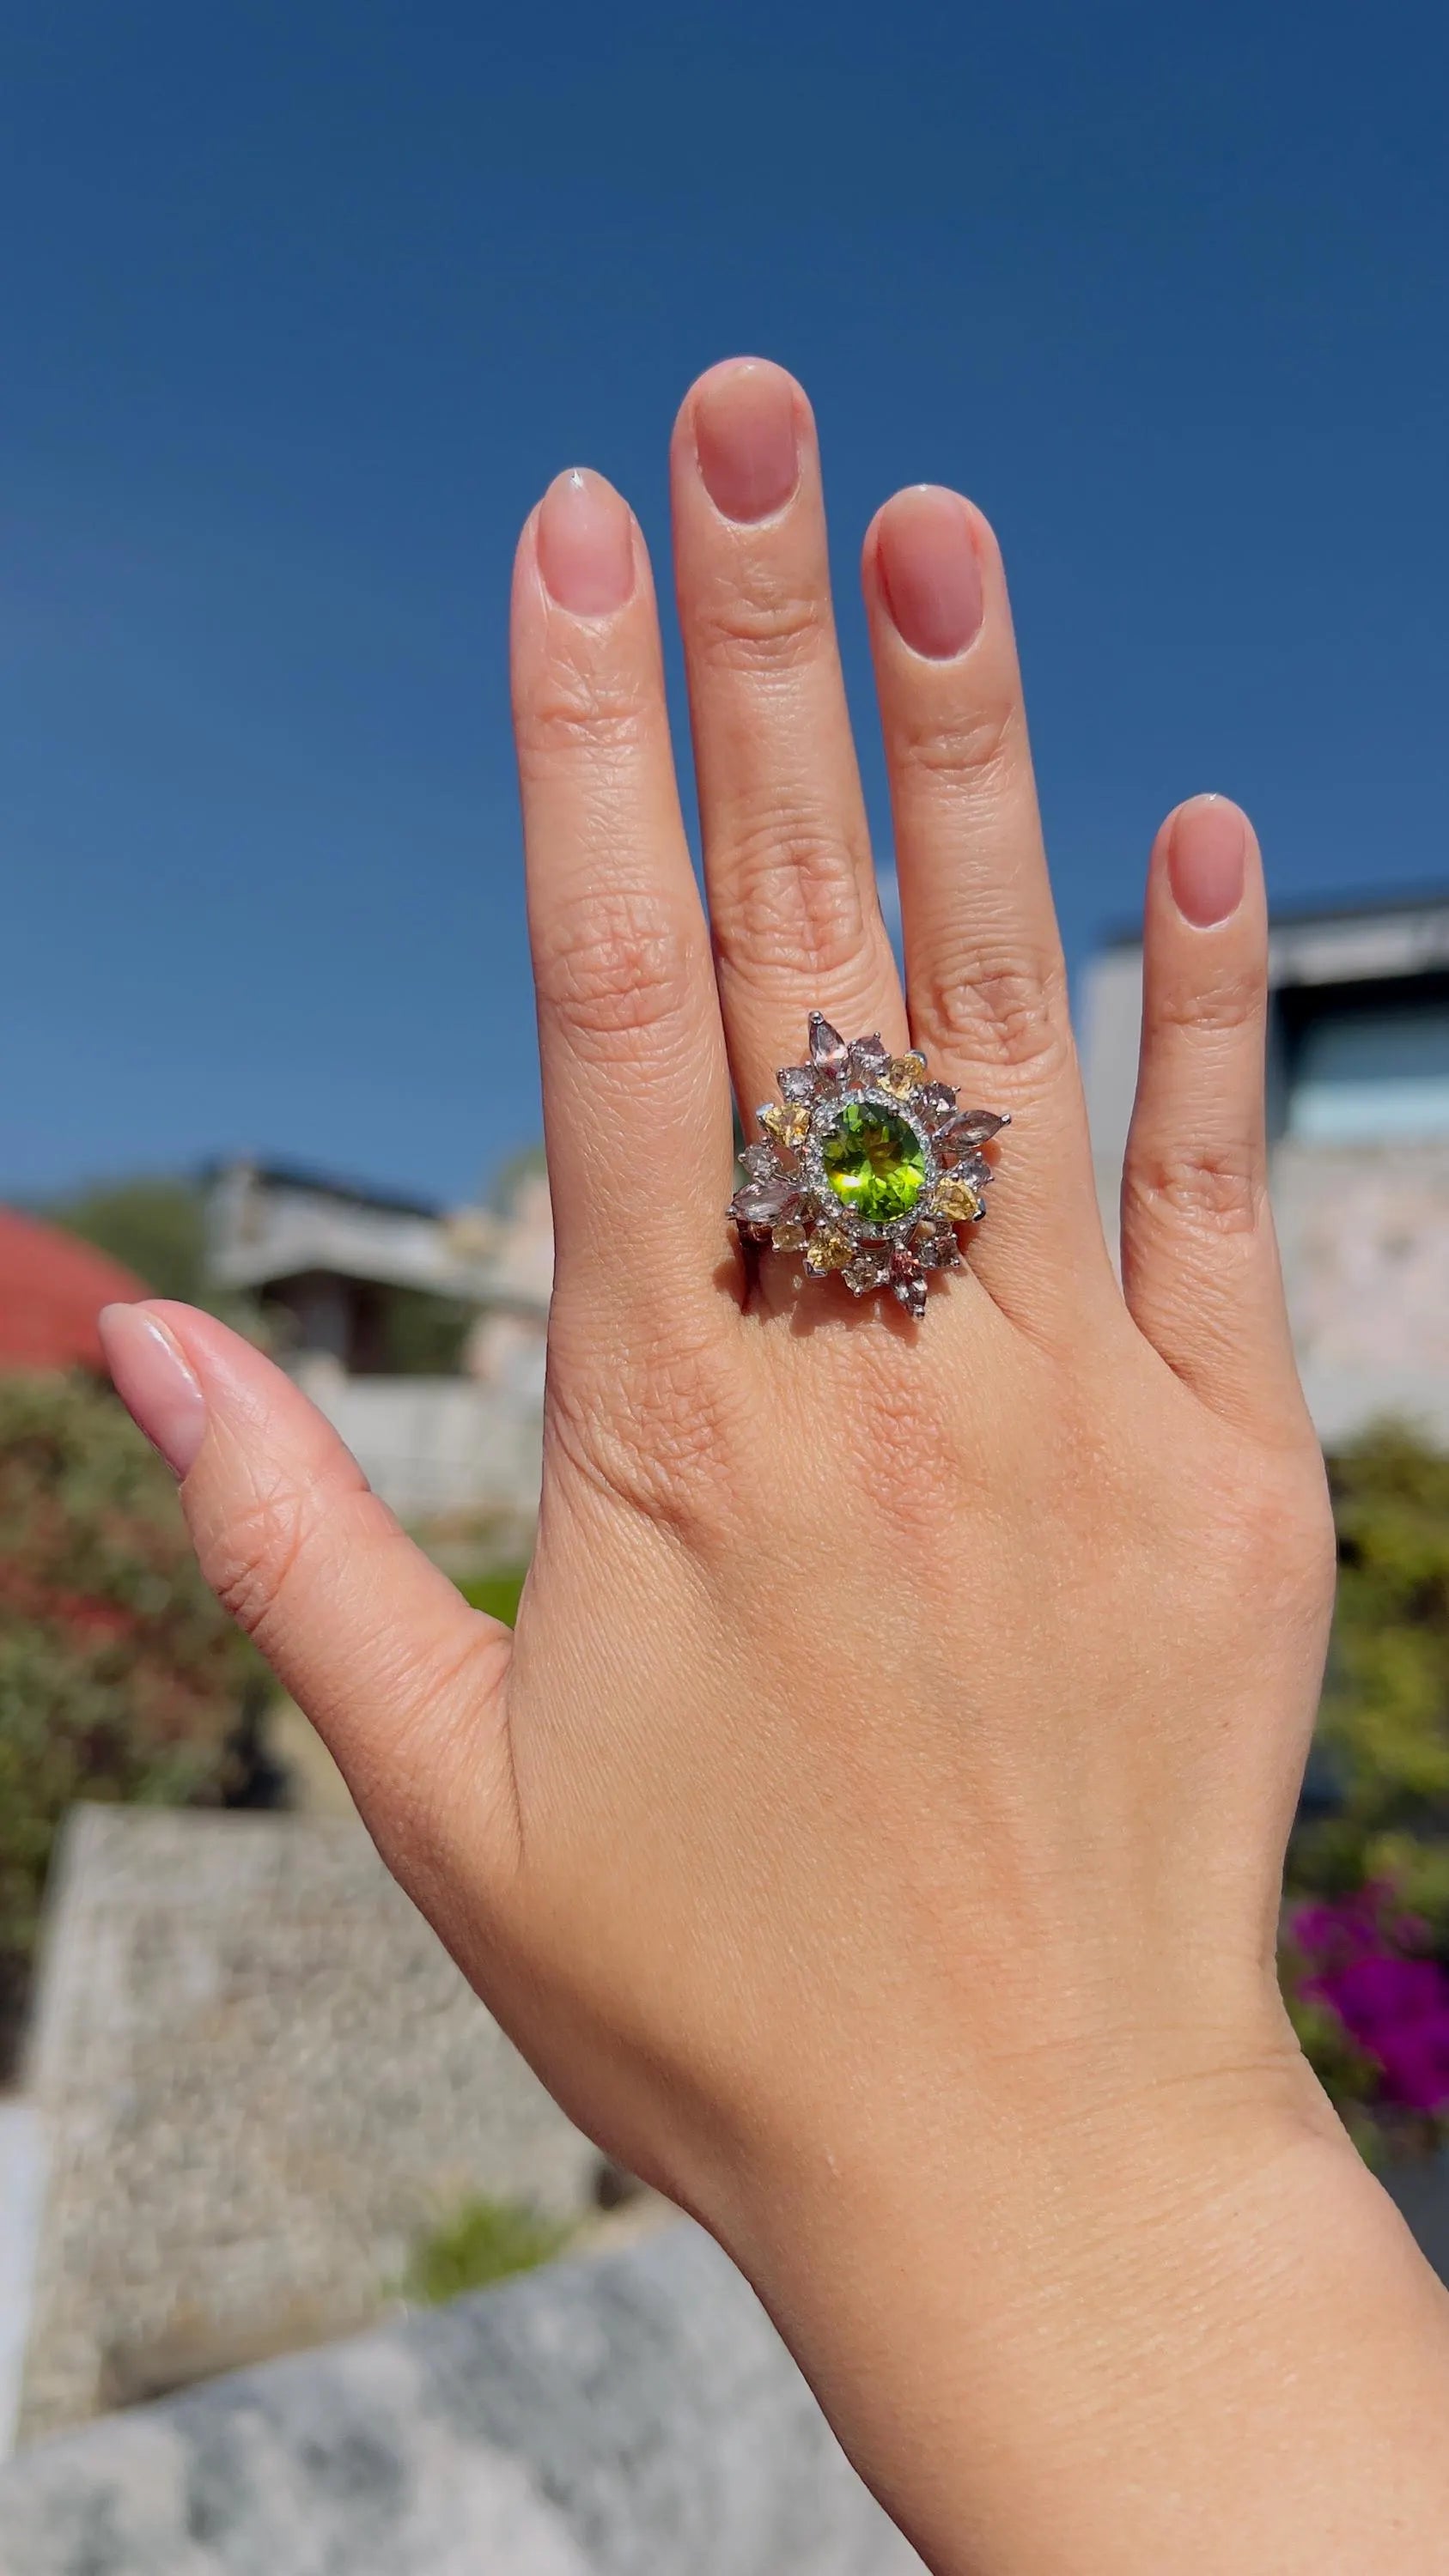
[102,359,1449,2572]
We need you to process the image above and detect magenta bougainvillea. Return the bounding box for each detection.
[1288,1887,1449,2120]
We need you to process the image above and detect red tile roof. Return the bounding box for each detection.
[0,1208,145,1372]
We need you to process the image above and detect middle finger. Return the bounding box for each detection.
[671,359,905,1121]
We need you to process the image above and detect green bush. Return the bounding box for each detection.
[1289,1425,1449,1926]
[0,1372,254,2069]
[401,2196,571,2305]
[458,1567,528,1626]
[45,1176,210,1306]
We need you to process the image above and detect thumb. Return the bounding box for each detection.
[99,1301,517,1875]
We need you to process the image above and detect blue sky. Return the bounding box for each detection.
[4,0,1446,1205]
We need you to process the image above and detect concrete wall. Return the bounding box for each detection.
[1080,912,1449,1447]
[0,2227,922,2576]
[297,1370,544,1520]
[0,2103,46,2455]
[17,1810,601,2447]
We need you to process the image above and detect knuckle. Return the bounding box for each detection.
[204,1467,329,1638]
[516,651,652,773]
[896,693,1024,792]
[912,945,1070,1083]
[533,884,703,1062]
[712,802,871,989]
[694,578,831,676]
[546,1330,746,1540]
[1123,1143,1263,1236]
[1153,962,1265,1039]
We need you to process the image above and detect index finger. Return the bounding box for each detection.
[511,469,734,1321]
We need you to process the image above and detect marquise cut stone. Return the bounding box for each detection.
[941,1109,1006,1151]
[808,1013,849,1078]
[733,1174,802,1225]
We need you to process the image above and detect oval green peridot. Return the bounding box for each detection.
[820,1103,927,1224]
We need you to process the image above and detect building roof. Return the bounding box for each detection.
[1099,883,1449,954]
[199,1157,441,1221]
[0,1209,144,1373]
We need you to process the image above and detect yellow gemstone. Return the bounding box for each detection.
[931,1175,982,1223]
[762,1101,810,1149]
[881,1053,928,1099]
[772,1217,808,1250]
[805,1224,854,1273]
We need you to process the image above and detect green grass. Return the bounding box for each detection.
[458,1567,527,1627]
[402,2195,571,2305]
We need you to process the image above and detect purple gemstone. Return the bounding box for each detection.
[914,1081,958,1130]
[732,1176,802,1226]
[849,1033,891,1080]
[808,1012,849,1078]
[942,1109,1007,1151]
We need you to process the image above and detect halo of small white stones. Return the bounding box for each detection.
[728,1012,1009,1318]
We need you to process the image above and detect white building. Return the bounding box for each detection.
[1082,890,1449,1448]
[205,1159,551,1520]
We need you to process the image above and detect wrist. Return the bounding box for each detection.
[715,2034,1449,2573]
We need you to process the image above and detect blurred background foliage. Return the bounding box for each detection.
[458,1567,527,1627]
[6,1360,1449,2157]
[1282,1425,1449,2157]
[46,1177,210,1309]
[42,1174,263,1337]
[1289,1427,1449,1920]
[0,1372,257,2075]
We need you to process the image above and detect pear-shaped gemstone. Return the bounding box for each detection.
[760,1102,811,1150]
[805,1223,854,1273]
[849,1033,891,1081]
[881,1053,928,1100]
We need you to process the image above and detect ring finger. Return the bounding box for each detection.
[863,484,1114,1328]
[671,359,905,1123]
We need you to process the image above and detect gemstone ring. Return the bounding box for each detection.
[729,1013,1008,1317]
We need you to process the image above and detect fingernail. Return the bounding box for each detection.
[99,1304,207,1478]
[536,470,636,616]
[692,361,801,524]
[874,486,984,660]
[1166,796,1248,927]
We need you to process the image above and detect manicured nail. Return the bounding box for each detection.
[692,361,801,524]
[1167,796,1248,927]
[874,486,984,660]
[536,470,636,616]
[99,1303,207,1478]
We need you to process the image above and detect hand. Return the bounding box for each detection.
[102,361,1449,2573]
